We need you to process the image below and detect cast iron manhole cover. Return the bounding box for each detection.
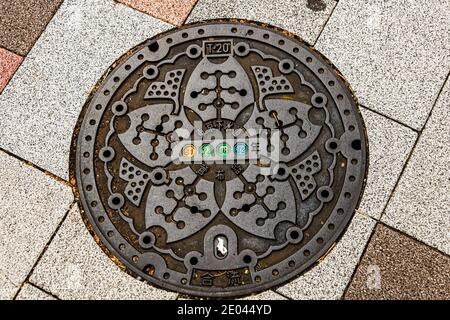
[71,20,368,298]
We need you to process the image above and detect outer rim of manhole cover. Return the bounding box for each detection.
[70,19,369,298]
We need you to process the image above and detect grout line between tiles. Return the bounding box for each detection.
[313,0,339,47]
[112,0,177,26]
[24,281,62,300]
[271,289,293,300]
[182,0,201,25]
[340,221,379,299]
[343,73,450,298]
[379,222,450,259]
[12,201,76,300]
[0,147,70,186]
[378,73,449,220]
[359,104,419,133]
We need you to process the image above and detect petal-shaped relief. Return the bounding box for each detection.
[244,99,322,162]
[183,56,254,122]
[251,66,294,111]
[222,165,296,239]
[118,104,194,168]
[145,167,219,243]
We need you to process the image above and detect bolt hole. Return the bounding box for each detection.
[243,255,252,264]
[144,264,155,276]
[155,124,164,132]
[351,139,361,150]
[242,204,250,212]
[239,89,247,96]
[154,172,163,180]
[277,167,286,176]
[329,141,338,150]
[148,42,159,52]
[190,257,198,265]
[190,206,199,214]
[189,47,198,56]
[321,189,330,198]
[103,149,111,158]
[112,197,121,206]
[142,235,152,244]
[290,230,299,239]
[315,96,324,104]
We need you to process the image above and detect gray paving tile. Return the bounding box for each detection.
[316,0,450,130]
[276,213,376,300]
[0,0,171,179]
[187,0,336,44]
[242,290,286,300]
[29,206,177,300]
[358,108,417,219]
[0,272,19,300]
[0,151,73,295]
[383,78,450,255]
[16,283,56,300]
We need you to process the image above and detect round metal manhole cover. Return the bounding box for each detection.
[71,20,368,298]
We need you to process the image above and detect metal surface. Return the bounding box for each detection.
[71,20,368,298]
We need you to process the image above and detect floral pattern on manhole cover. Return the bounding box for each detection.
[71,20,368,298]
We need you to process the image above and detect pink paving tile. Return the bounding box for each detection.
[0,48,23,94]
[118,0,198,25]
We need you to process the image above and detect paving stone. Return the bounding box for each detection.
[358,108,417,219]
[315,0,450,130]
[117,0,198,25]
[0,0,171,179]
[242,290,287,300]
[0,151,73,292]
[345,224,450,300]
[276,213,376,299]
[0,0,63,56]
[16,283,56,300]
[0,272,18,300]
[29,206,177,300]
[187,0,336,44]
[0,48,23,94]
[383,78,450,255]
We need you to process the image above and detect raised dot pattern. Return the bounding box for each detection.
[145,69,185,113]
[251,66,293,108]
[290,151,322,200]
[119,158,151,206]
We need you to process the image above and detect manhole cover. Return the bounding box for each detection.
[71,20,368,298]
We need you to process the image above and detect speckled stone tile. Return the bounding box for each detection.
[345,224,450,300]
[0,0,171,179]
[242,290,287,300]
[117,0,198,25]
[16,283,56,300]
[358,108,417,219]
[29,206,177,300]
[276,213,376,299]
[383,78,450,255]
[0,48,23,94]
[315,0,450,130]
[187,0,337,45]
[0,272,18,300]
[0,151,73,296]
[0,0,63,56]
